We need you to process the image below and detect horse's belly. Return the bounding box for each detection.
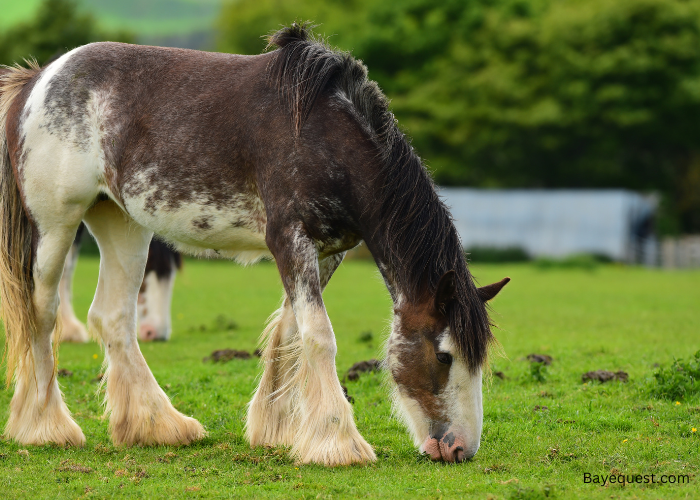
[122,178,269,262]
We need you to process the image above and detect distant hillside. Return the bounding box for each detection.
[0,0,44,29]
[0,0,223,49]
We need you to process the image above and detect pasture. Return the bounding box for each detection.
[0,257,698,499]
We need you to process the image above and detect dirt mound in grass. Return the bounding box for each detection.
[582,370,628,383]
[341,385,354,404]
[203,349,252,362]
[56,459,93,473]
[527,354,553,365]
[346,359,382,381]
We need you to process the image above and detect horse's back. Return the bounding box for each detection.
[12,41,366,260]
[12,43,276,259]
[39,42,273,161]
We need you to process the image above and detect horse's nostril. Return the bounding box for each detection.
[140,326,157,341]
[454,446,465,463]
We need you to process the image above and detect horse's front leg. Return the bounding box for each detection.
[267,229,375,465]
[246,253,345,448]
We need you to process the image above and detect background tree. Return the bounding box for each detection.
[0,0,133,66]
[218,0,700,234]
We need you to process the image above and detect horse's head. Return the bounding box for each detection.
[387,271,509,463]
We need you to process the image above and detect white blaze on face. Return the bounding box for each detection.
[137,269,176,341]
[435,334,483,459]
[389,325,484,462]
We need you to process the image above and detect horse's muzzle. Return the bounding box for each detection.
[138,323,169,342]
[421,429,477,463]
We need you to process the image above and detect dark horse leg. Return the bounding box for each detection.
[247,252,345,448]
[253,226,375,465]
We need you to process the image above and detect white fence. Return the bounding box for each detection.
[439,188,658,264]
[661,236,700,268]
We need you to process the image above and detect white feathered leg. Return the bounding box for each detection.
[6,226,86,446]
[246,253,349,451]
[264,228,375,466]
[84,201,205,446]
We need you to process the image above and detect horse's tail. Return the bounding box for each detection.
[0,61,41,386]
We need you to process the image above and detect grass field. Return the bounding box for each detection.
[0,257,698,498]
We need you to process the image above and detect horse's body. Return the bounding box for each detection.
[0,25,507,465]
[57,227,182,343]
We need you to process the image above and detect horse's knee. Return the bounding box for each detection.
[87,307,104,338]
[302,331,337,361]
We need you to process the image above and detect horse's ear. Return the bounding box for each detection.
[434,270,456,312]
[477,277,510,302]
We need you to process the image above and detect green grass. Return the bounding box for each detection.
[1,258,699,498]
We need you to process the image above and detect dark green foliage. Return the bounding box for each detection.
[187,314,238,334]
[534,253,604,271]
[530,361,548,383]
[78,230,100,256]
[466,246,530,263]
[0,0,133,66]
[357,330,373,343]
[218,0,700,234]
[650,351,700,401]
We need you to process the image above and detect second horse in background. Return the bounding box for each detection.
[57,224,182,343]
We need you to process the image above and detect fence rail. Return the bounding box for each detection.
[661,236,700,268]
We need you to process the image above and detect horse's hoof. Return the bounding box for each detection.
[6,395,86,447]
[293,427,376,466]
[111,408,206,447]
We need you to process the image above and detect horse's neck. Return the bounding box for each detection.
[352,153,443,306]
[358,200,415,305]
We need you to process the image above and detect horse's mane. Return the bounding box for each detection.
[267,23,493,371]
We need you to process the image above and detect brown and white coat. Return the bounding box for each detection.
[0,25,508,466]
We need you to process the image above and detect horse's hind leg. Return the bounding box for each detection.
[246,253,345,447]
[6,223,86,446]
[83,201,205,446]
[55,225,89,343]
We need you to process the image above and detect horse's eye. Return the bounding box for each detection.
[436,352,452,365]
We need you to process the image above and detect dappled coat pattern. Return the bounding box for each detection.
[0,23,507,466]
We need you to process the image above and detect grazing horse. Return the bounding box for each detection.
[0,24,508,465]
[57,225,182,342]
